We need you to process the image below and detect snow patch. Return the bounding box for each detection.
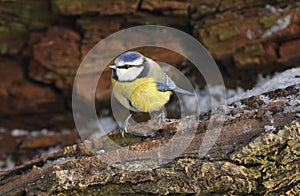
[259,95,271,104]
[42,157,76,169]
[11,129,29,136]
[228,68,300,104]
[194,86,211,113]
[41,146,62,156]
[265,4,288,14]
[10,128,74,137]
[283,92,300,114]
[227,87,245,99]
[95,149,105,154]
[88,116,118,139]
[264,125,275,132]
[261,15,292,38]
[0,156,15,171]
[227,113,241,120]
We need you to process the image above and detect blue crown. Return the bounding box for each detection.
[117,51,142,62]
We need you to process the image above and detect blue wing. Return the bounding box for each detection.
[156,74,193,95]
[156,75,176,92]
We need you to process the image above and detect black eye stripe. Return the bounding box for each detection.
[119,64,134,69]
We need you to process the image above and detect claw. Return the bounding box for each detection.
[157,109,166,124]
[120,127,127,138]
[120,113,132,137]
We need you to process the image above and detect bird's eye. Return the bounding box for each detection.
[123,64,132,69]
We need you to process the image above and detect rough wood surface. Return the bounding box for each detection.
[1,83,299,195]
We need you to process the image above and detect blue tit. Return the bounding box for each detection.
[110,51,192,135]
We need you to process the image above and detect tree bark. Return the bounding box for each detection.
[1,82,299,195]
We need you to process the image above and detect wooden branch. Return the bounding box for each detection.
[1,83,299,195]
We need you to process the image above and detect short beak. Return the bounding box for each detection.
[109,65,117,69]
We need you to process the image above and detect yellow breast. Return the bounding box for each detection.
[111,77,172,113]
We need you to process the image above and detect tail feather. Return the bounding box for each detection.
[173,87,194,95]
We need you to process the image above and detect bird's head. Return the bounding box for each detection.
[110,51,146,82]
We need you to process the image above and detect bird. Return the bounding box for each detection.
[110,51,193,136]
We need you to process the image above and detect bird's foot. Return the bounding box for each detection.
[120,127,127,138]
[120,113,132,137]
[156,109,166,125]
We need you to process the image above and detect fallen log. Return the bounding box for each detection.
[0,69,300,195]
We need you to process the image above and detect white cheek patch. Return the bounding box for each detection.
[117,66,144,81]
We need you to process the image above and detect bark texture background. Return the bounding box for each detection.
[1,82,299,195]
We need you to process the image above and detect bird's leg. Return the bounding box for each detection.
[156,108,166,125]
[120,113,132,137]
